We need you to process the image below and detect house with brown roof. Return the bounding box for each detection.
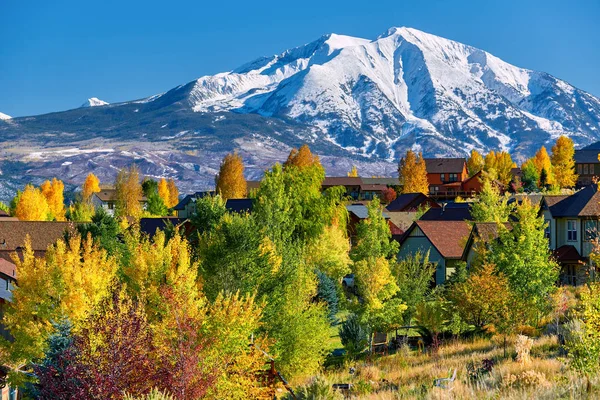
[540,185,600,285]
[91,188,148,216]
[424,158,469,198]
[0,221,79,262]
[397,220,472,285]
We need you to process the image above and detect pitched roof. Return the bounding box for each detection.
[173,191,215,211]
[361,177,399,186]
[420,203,473,221]
[322,177,362,186]
[139,217,187,238]
[0,210,9,217]
[0,258,16,279]
[225,198,254,213]
[413,220,472,259]
[346,204,390,220]
[359,184,387,191]
[574,149,600,163]
[386,193,438,212]
[0,221,79,252]
[94,189,147,203]
[553,245,583,263]
[424,158,467,174]
[544,185,600,217]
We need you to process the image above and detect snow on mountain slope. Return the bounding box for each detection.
[0,112,11,120]
[81,97,109,107]
[143,26,599,161]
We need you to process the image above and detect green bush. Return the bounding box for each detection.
[339,314,370,358]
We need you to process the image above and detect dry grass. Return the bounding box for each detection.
[319,335,599,399]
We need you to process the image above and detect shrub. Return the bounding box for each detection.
[515,335,534,365]
[502,370,551,389]
[125,388,175,400]
[294,376,343,400]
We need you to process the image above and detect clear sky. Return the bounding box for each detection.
[1,0,599,117]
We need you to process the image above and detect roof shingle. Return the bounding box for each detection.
[414,220,472,259]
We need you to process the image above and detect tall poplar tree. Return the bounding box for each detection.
[551,135,578,188]
[82,173,101,202]
[467,149,484,177]
[115,165,143,218]
[533,146,555,186]
[215,152,247,200]
[398,150,429,194]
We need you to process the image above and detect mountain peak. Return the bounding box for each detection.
[81,97,109,108]
[0,112,11,120]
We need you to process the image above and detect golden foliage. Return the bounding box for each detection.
[305,224,351,280]
[347,165,358,177]
[467,149,484,177]
[15,184,50,221]
[41,178,66,221]
[82,173,101,201]
[158,178,170,206]
[398,150,429,194]
[115,165,143,218]
[354,256,399,311]
[284,144,322,170]
[215,152,247,200]
[533,146,555,185]
[551,135,578,188]
[167,179,179,208]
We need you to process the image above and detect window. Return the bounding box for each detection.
[440,173,445,182]
[567,220,578,242]
[449,173,458,182]
[577,164,583,174]
[108,202,114,210]
[585,220,598,241]
[584,164,589,175]
[544,220,551,239]
[430,186,439,194]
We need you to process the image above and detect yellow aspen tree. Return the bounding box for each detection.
[82,173,101,201]
[115,165,143,218]
[347,165,359,177]
[1,234,118,371]
[284,144,322,170]
[215,152,247,200]
[15,184,50,221]
[467,149,484,177]
[533,146,555,186]
[167,179,179,208]
[551,135,578,188]
[398,150,429,194]
[484,150,498,180]
[41,178,66,221]
[306,224,351,281]
[495,151,514,185]
[157,178,170,206]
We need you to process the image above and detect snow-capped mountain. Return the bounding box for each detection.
[0,112,11,120]
[0,27,599,199]
[81,97,109,107]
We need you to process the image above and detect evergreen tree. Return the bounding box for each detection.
[521,159,540,191]
[315,270,339,322]
[398,150,429,194]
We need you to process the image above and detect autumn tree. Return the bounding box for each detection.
[167,179,179,208]
[521,159,540,191]
[533,146,555,187]
[495,151,515,185]
[484,150,498,180]
[1,233,118,383]
[158,178,170,206]
[398,150,429,194]
[41,178,66,221]
[215,152,247,200]
[551,135,578,188]
[467,149,484,177]
[381,187,397,204]
[306,224,351,281]
[347,165,358,177]
[82,173,101,202]
[14,184,50,221]
[115,165,143,218]
[284,144,322,170]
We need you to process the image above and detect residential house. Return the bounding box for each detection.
[91,188,147,216]
[173,191,215,218]
[540,185,600,285]
[384,193,439,233]
[397,220,472,285]
[139,217,193,239]
[346,204,401,244]
[574,147,600,186]
[0,221,79,262]
[424,158,469,198]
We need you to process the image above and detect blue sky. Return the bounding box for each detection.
[1,0,599,117]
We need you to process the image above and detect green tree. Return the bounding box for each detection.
[470,177,513,222]
[521,159,539,191]
[392,251,436,325]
